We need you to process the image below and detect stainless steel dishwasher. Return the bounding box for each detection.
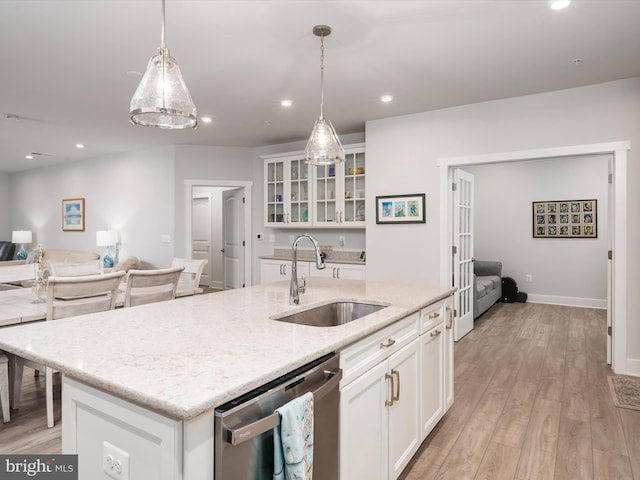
[214,352,341,480]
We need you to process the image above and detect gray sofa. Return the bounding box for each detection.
[474,260,502,319]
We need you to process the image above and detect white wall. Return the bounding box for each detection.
[365,78,640,368]
[465,155,609,307]
[0,172,9,240]
[8,146,175,268]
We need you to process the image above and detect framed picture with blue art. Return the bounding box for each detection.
[62,198,85,231]
[375,193,426,224]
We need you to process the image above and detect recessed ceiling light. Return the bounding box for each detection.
[281,99,293,108]
[75,143,85,149]
[548,0,570,10]
[201,116,212,123]
[25,155,33,159]
[381,95,393,103]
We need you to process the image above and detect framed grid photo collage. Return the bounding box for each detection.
[532,199,597,238]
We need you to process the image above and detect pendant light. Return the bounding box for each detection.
[305,25,344,166]
[130,0,197,129]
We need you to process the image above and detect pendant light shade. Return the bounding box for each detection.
[305,25,344,165]
[130,0,197,129]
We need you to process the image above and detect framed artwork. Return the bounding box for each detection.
[376,193,426,224]
[62,198,85,231]
[532,199,597,238]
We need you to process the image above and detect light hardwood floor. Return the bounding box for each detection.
[1,302,638,480]
[400,302,640,480]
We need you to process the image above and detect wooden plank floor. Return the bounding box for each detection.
[400,302,640,480]
[1,302,638,480]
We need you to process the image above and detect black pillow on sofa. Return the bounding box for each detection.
[0,241,16,261]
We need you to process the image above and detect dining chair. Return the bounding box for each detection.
[43,259,103,278]
[10,270,126,428]
[171,258,208,297]
[123,266,184,308]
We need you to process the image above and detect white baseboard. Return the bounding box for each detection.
[526,294,606,309]
[626,359,640,377]
[209,280,223,290]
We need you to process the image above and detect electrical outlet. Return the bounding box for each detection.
[339,236,346,247]
[103,441,130,480]
[526,274,533,282]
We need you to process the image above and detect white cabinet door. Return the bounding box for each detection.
[340,361,389,480]
[420,323,445,441]
[387,340,421,480]
[260,259,309,284]
[310,262,366,280]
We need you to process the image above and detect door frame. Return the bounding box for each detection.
[437,141,629,375]
[184,180,253,288]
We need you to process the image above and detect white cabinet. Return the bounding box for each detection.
[264,155,312,227]
[419,322,444,441]
[262,143,365,228]
[259,259,309,284]
[339,296,454,479]
[339,313,420,480]
[309,262,366,280]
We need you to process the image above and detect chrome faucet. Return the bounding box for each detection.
[290,234,326,305]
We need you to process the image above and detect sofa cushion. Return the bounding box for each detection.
[476,277,494,299]
[488,275,501,290]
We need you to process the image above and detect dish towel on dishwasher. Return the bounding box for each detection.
[273,391,314,480]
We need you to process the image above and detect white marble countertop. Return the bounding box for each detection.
[0,278,453,420]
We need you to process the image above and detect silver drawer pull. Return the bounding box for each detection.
[380,338,396,349]
[445,306,453,329]
[428,311,440,319]
[430,329,442,337]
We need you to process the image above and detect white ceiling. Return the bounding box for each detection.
[1,0,639,173]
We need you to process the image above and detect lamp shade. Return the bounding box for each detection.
[129,48,198,129]
[96,230,118,247]
[305,116,345,165]
[12,230,32,244]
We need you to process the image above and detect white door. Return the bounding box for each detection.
[452,168,474,341]
[222,188,245,289]
[191,196,212,287]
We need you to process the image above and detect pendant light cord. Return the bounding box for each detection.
[161,0,166,50]
[319,34,325,119]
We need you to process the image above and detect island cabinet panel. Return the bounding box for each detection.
[419,321,445,441]
[62,377,214,480]
[444,297,455,409]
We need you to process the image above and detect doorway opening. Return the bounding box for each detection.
[438,141,630,375]
[184,180,253,290]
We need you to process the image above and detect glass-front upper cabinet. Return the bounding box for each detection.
[263,143,365,228]
[263,155,312,227]
[342,150,366,224]
[312,144,366,227]
[288,158,310,225]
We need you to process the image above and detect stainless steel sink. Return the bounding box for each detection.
[272,301,388,327]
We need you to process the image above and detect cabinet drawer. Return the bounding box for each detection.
[420,299,446,335]
[340,312,419,387]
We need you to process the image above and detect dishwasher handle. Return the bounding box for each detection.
[225,368,342,446]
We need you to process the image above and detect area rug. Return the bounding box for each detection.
[608,375,640,411]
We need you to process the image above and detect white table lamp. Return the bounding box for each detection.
[12,230,32,260]
[96,230,118,268]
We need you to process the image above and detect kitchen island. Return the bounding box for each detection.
[0,278,454,480]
